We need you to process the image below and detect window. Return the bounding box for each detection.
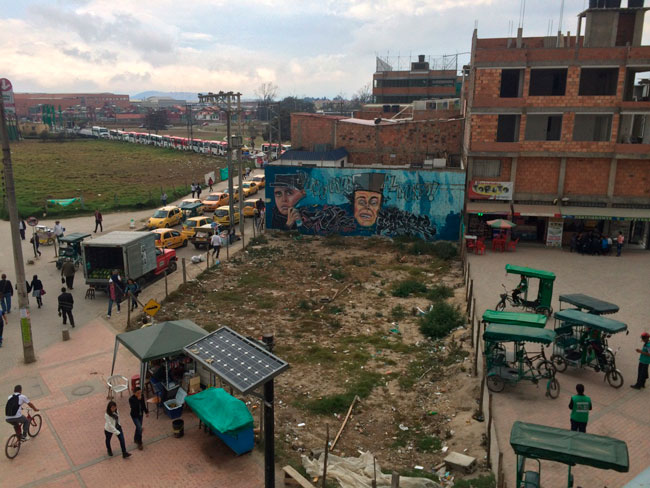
[529,69,567,96]
[496,115,521,142]
[579,68,618,96]
[500,69,523,98]
[525,114,563,141]
[473,159,502,178]
[573,114,613,142]
[618,113,650,144]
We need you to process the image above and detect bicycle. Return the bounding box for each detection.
[5,408,42,459]
[495,284,553,317]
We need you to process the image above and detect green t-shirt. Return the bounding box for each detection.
[640,342,650,365]
[570,394,592,423]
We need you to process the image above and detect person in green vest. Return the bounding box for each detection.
[568,383,592,432]
[631,332,650,390]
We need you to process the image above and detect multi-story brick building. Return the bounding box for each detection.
[464,2,650,248]
[14,93,130,119]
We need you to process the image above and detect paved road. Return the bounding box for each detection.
[468,245,650,486]
[0,171,265,374]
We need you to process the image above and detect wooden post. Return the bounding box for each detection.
[486,393,493,468]
[470,297,476,326]
[371,457,377,488]
[206,250,210,271]
[322,425,329,488]
[474,320,481,377]
[182,257,187,284]
[466,280,473,315]
[476,369,486,421]
[497,452,504,488]
[391,472,400,488]
[164,270,168,298]
[471,316,476,348]
[127,300,131,327]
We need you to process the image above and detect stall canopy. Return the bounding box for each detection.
[111,320,207,389]
[184,388,254,435]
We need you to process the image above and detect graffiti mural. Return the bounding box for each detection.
[265,166,465,241]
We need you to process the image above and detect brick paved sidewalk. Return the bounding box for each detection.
[0,319,271,488]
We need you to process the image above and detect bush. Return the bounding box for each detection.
[432,241,458,260]
[426,284,454,301]
[331,268,346,281]
[453,474,496,488]
[419,301,465,340]
[391,304,407,320]
[249,235,268,246]
[391,279,427,298]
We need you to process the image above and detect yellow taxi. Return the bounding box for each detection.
[242,199,260,217]
[214,206,241,227]
[241,182,258,196]
[179,198,205,215]
[251,175,265,189]
[151,228,188,249]
[223,187,239,203]
[201,192,229,212]
[181,216,214,238]
[147,206,183,229]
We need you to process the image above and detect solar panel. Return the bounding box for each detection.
[183,326,289,394]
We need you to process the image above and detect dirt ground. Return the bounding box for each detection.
[154,233,488,484]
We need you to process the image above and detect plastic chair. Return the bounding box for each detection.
[131,375,141,392]
[475,241,486,255]
[507,238,520,252]
[106,375,129,399]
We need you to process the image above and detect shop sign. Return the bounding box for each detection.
[546,219,563,247]
[468,180,513,200]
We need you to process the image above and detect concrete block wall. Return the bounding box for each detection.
[564,158,610,195]
[614,160,650,198]
[515,157,560,194]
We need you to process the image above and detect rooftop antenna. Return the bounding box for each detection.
[558,0,565,35]
[518,0,526,29]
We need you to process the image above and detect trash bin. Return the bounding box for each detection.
[172,419,184,438]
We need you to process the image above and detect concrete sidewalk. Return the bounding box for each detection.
[0,318,269,487]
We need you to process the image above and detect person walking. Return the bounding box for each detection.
[631,332,650,389]
[208,176,214,192]
[0,274,13,314]
[0,307,7,347]
[18,219,26,241]
[196,184,202,199]
[53,221,64,241]
[61,258,76,290]
[104,401,131,458]
[125,279,139,311]
[128,387,148,450]
[30,235,41,257]
[107,275,122,318]
[210,232,222,259]
[57,287,75,328]
[161,192,168,207]
[616,231,624,257]
[28,275,44,309]
[190,183,196,198]
[94,210,103,233]
[568,383,592,432]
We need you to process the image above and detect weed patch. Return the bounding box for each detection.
[426,284,454,301]
[391,279,427,298]
[419,302,465,340]
[300,371,383,415]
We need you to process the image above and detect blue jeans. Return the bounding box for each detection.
[105,426,127,455]
[131,415,143,444]
[1,293,11,313]
[616,243,622,256]
[107,298,120,316]
[6,416,30,438]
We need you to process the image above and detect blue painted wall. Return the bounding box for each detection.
[264,166,464,241]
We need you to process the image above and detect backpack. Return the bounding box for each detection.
[5,394,20,416]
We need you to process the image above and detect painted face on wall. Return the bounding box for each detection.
[274,187,306,216]
[354,190,382,227]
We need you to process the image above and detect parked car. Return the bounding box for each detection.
[214,206,240,227]
[223,187,239,203]
[179,198,205,214]
[147,206,183,229]
[242,199,259,218]
[191,223,219,250]
[201,192,229,212]
[181,216,214,238]
[151,228,188,249]
[251,175,265,189]
[241,182,258,196]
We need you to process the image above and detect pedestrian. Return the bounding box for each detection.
[18,219,26,241]
[0,274,13,314]
[191,183,196,198]
[196,184,202,199]
[616,231,624,257]
[53,221,64,240]
[245,167,251,180]
[61,258,76,290]
[210,231,222,258]
[29,235,41,257]
[631,332,650,390]
[57,287,75,328]
[128,387,148,450]
[208,176,214,192]
[161,192,168,207]
[94,210,103,233]
[568,383,592,433]
[28,274,44,309]
[104,401,131,459]
[107,275,122,318]
[125,279,139,311]
[0,307,7,347]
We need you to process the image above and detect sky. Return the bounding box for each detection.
[0,0,641,99]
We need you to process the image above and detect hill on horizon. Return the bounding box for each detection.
[132,91,199,101]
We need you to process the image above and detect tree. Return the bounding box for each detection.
[256,82,278,122]
[247,123,258,150]
[263,97,315,142]
[144,109,169,133]
[350,83,373,109]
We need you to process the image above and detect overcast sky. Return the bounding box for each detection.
[0,0,641,99]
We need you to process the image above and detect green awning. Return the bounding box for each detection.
[482,310,547,328]
[184,387,254,435]
[58,233,91,243]
[554,309,627,334]
[483,324,556,344]
[505,264,556,281]
[559,294,619,315]
[180,201,203,210]
[115,320,207,362]
[510,421,629,472]
[47,198,79,207]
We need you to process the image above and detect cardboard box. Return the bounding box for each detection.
[188,376,201,394]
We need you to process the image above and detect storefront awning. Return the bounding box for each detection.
[561,206,650,221]
[514,204,562,218]
[466,201,511,215]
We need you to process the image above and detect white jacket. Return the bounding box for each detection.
[104,412,121,435]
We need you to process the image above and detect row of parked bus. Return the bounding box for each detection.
[97,127,289,159]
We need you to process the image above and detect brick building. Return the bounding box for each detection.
[464,3,650,248]
[288,112,462,167]
[14,93,130,118]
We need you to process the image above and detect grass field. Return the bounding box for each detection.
[0,139,239,219]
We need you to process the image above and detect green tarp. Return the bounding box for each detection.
[115,320,207,362]
[510,421,629,472]
[484,323,556,344]
[505,264,556,281]
[220,167,228,181]
[184,387,254,435]
[47,198,79,207]
[559,294,619,315]
[554,309,627,334]
[482,310,547,328]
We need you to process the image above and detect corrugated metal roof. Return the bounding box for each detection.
[280,148,348,161]
[85,231,155,246]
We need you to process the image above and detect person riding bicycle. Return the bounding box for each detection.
[511,276,528,305]
[5,385,39,441]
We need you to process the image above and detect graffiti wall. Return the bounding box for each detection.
[264,166,465,241]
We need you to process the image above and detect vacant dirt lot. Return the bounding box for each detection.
[155,233,488,484]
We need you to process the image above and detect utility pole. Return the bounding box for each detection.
[0,93,36,363]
